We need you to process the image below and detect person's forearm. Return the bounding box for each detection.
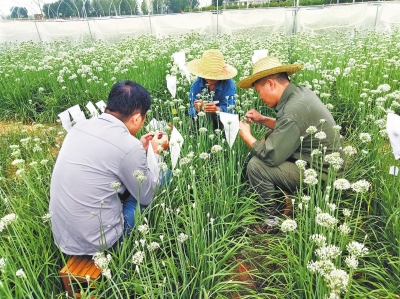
[240,131,257,148]
[259,116,276,130]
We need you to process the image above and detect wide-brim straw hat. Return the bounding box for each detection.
[186,49,237,81]
[238,56,303,89]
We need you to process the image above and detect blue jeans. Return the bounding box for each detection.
[123,195,140,234]
[123,169,172,234]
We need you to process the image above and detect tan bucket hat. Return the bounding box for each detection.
[186,49,237,81]
[238,56,303,89]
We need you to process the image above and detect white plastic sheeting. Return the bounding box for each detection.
[1,2,400,43]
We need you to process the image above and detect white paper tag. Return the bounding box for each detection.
[387,113,400,160]
[389,166,399,176]
[146,118,168,132]
[219,112,239,149]
[96,100,107,113]
[166,75,177,99]
[169,126,184,170]
[86,101,99,117]
[252,49,269,64]
[147,142,159,183]
[58,110,72,132]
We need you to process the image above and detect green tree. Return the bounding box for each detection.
[90,0,106,16]
[152,0,169,14]
[10,6,28,18]
[211,0,222,7]
[119,0,132,15]
[141,0,150,14]
[130,0,140,14]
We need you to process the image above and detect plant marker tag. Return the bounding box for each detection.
[147,142,159,183]
[166,75,177,99]
[86,101,99,118]
[172,51,191,84]
[146,118,167,132]
[183,66,191,84]
[219,112,239,149]
[387,113,400,160]
[68,104,86,122]
[169,126,184,170]
[58,110,72,132]
[96,100,107,113]
[172,51,185,67]
[252,49,269,64]
[389,166,399,176]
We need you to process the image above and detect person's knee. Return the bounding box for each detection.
[247,157,258,174]
[247,157,266,184]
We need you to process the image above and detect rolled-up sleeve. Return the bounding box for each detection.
[118,145,157,206]
[252,118,301,167]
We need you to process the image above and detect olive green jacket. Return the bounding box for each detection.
[252,83,342,172]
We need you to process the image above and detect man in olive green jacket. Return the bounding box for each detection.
[238,56,342,215]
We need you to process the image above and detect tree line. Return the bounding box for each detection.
[10,0,366,19]
[42,0,200,18]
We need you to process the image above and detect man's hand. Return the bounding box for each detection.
[239,121,257,148]
[245,109,276,129]
[204,103,220,113]
[245,109,264,124]
[194,100,204,112]
[151,133,169,154]
[239,121,251,137]
[140,132,154,152]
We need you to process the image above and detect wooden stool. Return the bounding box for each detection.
[60,255,101,298]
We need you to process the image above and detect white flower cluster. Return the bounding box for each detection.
[177,232,189,243]
[16,268,27,279]
[315,131,327,140]
[333,179,351,190]
[324,152,344,170]
[179,157,192,166]
[351,180,371,193]
[199,152,210,160]
[304,168,318,185]
[93,252,112,279]
[0,257,6,273]
[315,213,338,229]
[307,259,335,276]
[306,126,318,134]
[147,242,160,251]
[132,251,145,265]
[138,224,149,235]
[310,234,327,247]
[133,170,147,183]
[342,145,357,156]
[315,244,341,260]
[346,241,369,257]
[0,213,18,232]
[338,223,351,236]
[199,127,207,133]
[110,181,121,191]
[295,159,307,170]
[11,159,25,168]
[280,219,297,232]
[211,145,223,154]
[359,133,372,143]
[42,212,53,223]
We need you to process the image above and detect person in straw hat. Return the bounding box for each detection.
[237,56,342,217]
[186,49,237,130]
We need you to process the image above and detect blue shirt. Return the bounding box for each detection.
[188,77,236,118]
